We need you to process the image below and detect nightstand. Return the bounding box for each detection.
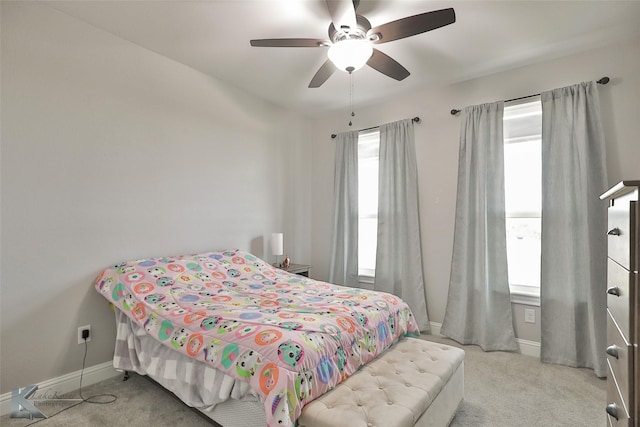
[284,264,311,277]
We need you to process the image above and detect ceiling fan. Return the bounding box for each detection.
[250,0,455,88]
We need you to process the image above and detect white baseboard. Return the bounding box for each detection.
[429,321,443,336]
[427,321,541,358]
[0,361,120,417]
[515,338,541,358]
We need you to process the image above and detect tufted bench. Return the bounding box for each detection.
[298,338,465,427]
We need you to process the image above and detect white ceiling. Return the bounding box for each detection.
[45,0,640,116]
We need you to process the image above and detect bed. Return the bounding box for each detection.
[96,249,462,426]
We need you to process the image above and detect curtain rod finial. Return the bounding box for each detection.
[597,77,610,85]
[451,109,461,116]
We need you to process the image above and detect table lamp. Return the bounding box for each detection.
[271,232,283,267]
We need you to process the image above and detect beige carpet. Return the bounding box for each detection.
[1,335,606,427]
[428,335,606,426]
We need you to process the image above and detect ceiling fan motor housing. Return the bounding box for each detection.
[329,15,371,43]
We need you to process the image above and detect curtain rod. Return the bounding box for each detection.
[449,76,610,116]
[331,117,421,139]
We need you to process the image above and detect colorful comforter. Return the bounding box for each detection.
[95,249,419,426]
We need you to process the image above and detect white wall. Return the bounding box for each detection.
[0,2,311,394]
[310,36,640,342]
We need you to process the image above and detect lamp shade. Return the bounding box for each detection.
[270,233,283,256]
[328,39,373,72]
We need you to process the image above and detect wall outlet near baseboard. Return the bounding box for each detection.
[524,309,536,324]
[78,325,91,344]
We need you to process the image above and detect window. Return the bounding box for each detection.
[503,99,542,302]
[357,129,380,278]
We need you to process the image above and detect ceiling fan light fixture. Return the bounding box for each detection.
[328,39,373,73]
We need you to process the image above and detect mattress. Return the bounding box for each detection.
[96,249,420,426]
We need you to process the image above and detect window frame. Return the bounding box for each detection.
[357,128,380,280]
[503,97,542,306]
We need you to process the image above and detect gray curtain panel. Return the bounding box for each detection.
[540,81,608,377]
[441,102,518,351]
[374,119,430,331]
[329,130,360,287]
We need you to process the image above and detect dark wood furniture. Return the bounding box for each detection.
[284,263,311,277]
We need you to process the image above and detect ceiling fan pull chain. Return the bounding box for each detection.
[349,71,354,126]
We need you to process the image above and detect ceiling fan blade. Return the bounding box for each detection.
[367,48,410,81]
[309,59,337,88]
[325,0,357,32]
[368,8,455,44]
[250,38,330,48]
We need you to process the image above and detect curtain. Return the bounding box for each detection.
[329,130,359,287]
[540,81,608,377]
[375,119,430,331]
[441,102,518,351]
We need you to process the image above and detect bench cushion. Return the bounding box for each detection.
[298,338,465,427]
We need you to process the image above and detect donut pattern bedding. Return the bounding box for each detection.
[95,249,419,426]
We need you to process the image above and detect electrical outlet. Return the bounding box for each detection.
[524,309,536,324]
[78,325,91,344]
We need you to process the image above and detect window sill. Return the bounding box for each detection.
[358,275,375,284]
[510,290,540,306]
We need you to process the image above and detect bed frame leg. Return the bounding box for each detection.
[123,370,130,381]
